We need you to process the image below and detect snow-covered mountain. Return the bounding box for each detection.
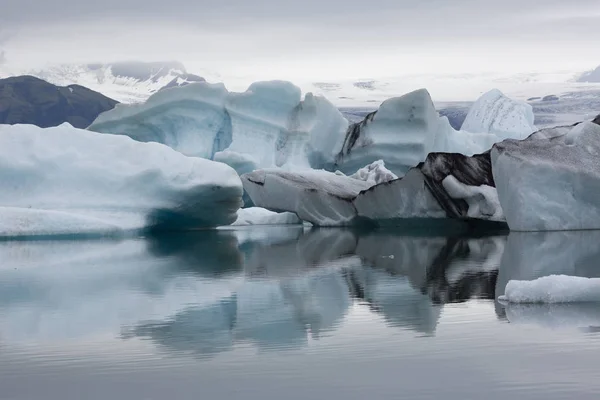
[0,61,215,103]
[578,65,600,83]
[304,70,600,106]
[1,60,599,108]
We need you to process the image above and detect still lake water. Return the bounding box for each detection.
[2,226,600,399]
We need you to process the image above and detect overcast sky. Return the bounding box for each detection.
[1,0,599,80]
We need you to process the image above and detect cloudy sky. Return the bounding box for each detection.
[1,0,599,80]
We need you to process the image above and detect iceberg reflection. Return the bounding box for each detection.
[125,229,506,357]
[0,226,508,355]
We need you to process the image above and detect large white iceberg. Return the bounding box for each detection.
[89,81,348,175]
[500,275,600,304]
[461,88,536,140]
[0,124,243,238]
[492,121,600,231]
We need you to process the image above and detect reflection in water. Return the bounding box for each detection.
[125,229,507,357]
[504,303,600,332]
[5,227,600,358]
[496,231,600,296]
[495,230,600,320]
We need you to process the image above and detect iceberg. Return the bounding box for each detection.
[461,89,536,140]
[333,89,451,176]
[232,207,301,226]
[243,154,506,227]
[89,81,348,175]
[353,169,446,221]
[241,168,371,226]
[492,121,600,231]
[354,151,504,225]
[89,82,535,181]
[499,275,600,304]
[345,159,398,185]
[0,124,243,238]
[333,88,535,177]
[88,82,232,159]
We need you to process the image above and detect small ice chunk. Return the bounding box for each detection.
[499,275,600,303]
[231,207,301,226]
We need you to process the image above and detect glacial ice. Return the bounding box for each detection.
[242,156,502,227]
[334,89,452,176]
[345,159,398,185]
[88,82,232,159]
[0,124,242,238]
[232,207,301,226]
[334,88,534,177]
[88,82,535,181]
[242,168,370,226]
[353,169,446,221]
[499,275,600,304]
[461,89,536,140]
[89,81,348,175]
[492,121,600,231]
[441,175,503,221]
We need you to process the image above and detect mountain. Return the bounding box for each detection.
[24,61,207,103]
[0,75,118,128]
[577,66,600,83]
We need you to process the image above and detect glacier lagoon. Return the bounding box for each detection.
[2,227,600,399]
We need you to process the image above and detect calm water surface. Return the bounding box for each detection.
[1,227,600,399]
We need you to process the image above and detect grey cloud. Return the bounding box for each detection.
[1,0,599,77]
[2,0,599,28]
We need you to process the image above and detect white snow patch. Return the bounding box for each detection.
[346,160,398,185]
[442,175,503,221]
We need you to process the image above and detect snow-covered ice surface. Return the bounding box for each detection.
[461,89,536,140]
[441,175,503,221]
[231,208,301,226]
[0,124,242,238]
[492,121,600,231]
[344,160,398,185]
[499,275,600,304]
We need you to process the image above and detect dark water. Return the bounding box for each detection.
[2,227,600,400]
